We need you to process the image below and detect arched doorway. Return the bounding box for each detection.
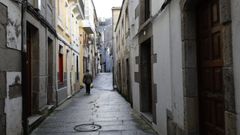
[197,0,225,134]
[181,0,236,134]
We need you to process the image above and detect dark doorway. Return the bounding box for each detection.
[83,57,87,73]
[197,0,225,134]
[126,58,132,106]
[26,23,39,116]
[0,3,7,133]
[140,38,153,115]
[118,62,122,93]
[76,56,79,80]
[26,27,32,117]
[144,0,150,21]
[47,38,53,105]
[58,52,63,83]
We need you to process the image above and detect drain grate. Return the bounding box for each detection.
[74,123,102,132]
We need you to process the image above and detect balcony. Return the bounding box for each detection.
[69,0,85,20]
[82,20,94,34]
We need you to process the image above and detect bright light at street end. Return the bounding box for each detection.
[93,0,123,18]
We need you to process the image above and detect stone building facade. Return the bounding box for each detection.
[55,0,84,104]
[113,0,240,135]
[0,0,101,134]
[0,0,57,134]
[78,0,100,86]
[114,0,132,102]
[82,0,99,78]
[112,7,121,88]
[23,0,57,133]
[79,24,88,86]
[98,19,113,72]
[0,1,22,134]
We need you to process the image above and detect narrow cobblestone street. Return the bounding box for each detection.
[31,73,157,135]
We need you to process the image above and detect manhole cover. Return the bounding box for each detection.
[74,123,102,132]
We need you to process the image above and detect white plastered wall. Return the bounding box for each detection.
[231,0,240,134]
[152,0,184,134]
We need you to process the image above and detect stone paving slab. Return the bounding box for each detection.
[31,73,157,135]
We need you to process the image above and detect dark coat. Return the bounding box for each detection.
[83,73,93,85]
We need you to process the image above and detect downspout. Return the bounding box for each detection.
[21,0,28,134]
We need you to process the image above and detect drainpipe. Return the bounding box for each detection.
[21,0,28,134]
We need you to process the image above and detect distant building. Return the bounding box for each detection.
[98,18,113,72]
[112,7,121,86]
[113,0,131,101]
[56,0,84,105]
[82,0,99,78]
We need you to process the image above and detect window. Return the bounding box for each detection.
[76,56,79,80]
[70,14,74,36]
[57,0,61,16]
[122,19,124,33]
[72,54,75,68]
[125,8,129,35]
[144,0,150,21]
[58,52,63,83]
[66,3,69,29]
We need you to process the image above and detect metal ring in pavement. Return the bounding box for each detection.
[74,123,102,132]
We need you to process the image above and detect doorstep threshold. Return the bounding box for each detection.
[141,112,153,124]
[28,115,42,126]
[47,105,55,110]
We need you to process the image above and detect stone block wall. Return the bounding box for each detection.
[0,1,23,134]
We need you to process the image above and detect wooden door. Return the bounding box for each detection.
[26,32,32,117]
[126,59,132,106]
[197,0,225,135]
[59,54,63,83]
[118,63,122,93]
[47,39,53,105]
[83,57,87,73]
[140,39,152,113]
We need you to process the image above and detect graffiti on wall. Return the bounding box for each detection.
[5,72,22,135]
[8,75,21,99]
[7,3,21,50]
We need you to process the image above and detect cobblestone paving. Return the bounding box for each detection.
[31,73,157,135]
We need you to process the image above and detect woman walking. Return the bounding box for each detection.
[83,69,93,95]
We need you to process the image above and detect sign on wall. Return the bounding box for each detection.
[7,2,21,51]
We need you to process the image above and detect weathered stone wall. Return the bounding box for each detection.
[180,0,199,134]
[114,0,137,104]
[47,33,56,105]
[112,7,121,89]
[25,0,56,113]
[6,2,21,50]
[0,72,6,135]
[5,72,22,135]
[0,1,22,135]
[128,0,140,113]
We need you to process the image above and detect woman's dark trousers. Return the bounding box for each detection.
[86,84,91,94]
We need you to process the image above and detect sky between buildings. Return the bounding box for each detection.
[93,0,123,18]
